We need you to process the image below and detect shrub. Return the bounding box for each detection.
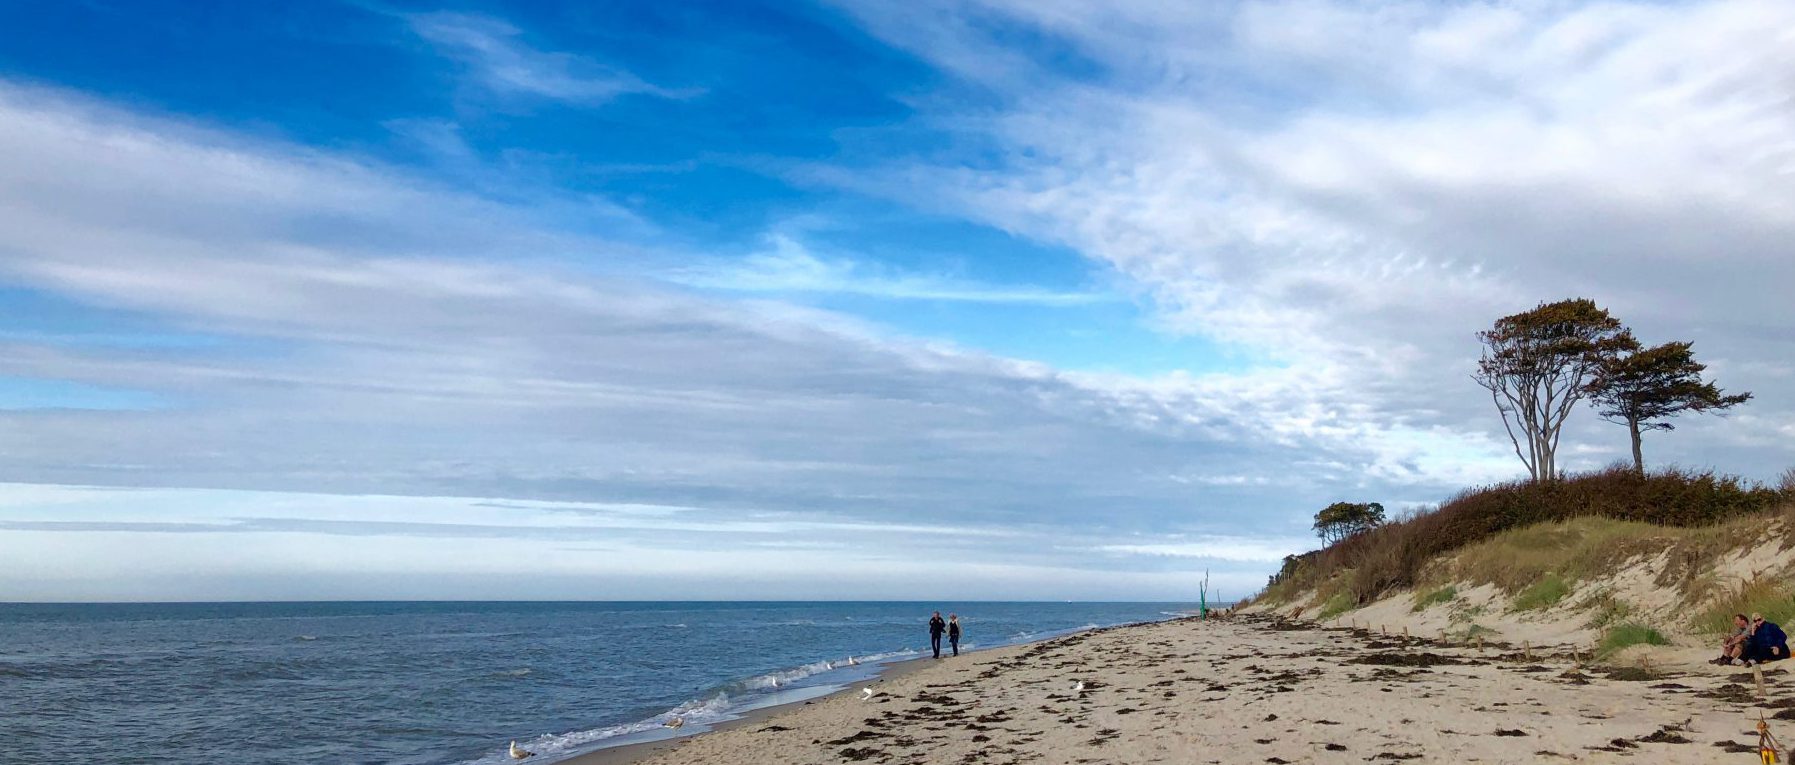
[1412,586,1458,612]
[1512,574,1571,611]
[1598,622,1669,657]
[1267,466,1779,604]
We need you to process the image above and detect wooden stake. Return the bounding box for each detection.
[1381,624,1387,635]
[1756,665,1769,700]
[1524,640,1531,661]
[1476,635,1484,653]
[1402,626,1410,640]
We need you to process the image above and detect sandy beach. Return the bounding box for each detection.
[566,614,1792,764]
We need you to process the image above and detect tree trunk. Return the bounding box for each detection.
[1628,415,1644,474]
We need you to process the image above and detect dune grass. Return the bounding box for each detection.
[1598,622,1670,657]
[1693,579,1795,635]
[1580,590,1634,630]
[1412,585,1458,612]
[1512,573,1571,611]
[1317,591,1355,620]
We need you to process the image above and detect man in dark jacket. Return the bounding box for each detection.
[928,611,947,659]
[1745,613,1789,665]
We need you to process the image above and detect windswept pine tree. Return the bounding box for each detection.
[1313,501,1385,545]
[1586,340,1750,473]
[1473,299,1632,482]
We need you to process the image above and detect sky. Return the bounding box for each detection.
[1,0,1791,602]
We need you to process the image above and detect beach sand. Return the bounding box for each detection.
[565,614,1793,764]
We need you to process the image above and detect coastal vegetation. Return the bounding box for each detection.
[1262,466,1785,609]
[1256,298,1782,649]
[1597,622,1670,657]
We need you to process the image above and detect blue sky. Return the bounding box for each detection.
[1,0,1792,601]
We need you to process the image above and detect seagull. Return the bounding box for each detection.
[508,741,534,760]
[663,717,684,729]
[1072,681,1086,694]
[861,687,876,700]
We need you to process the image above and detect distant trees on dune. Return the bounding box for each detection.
[1312,501,1386,544]
[1474,298,1749,480]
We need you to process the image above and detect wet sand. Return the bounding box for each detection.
[558,613,1795,764]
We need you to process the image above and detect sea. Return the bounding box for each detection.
[1,601,1200,765]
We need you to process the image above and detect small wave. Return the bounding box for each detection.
[461,694,733,765]
[294,635,318,641]
[498,668,532,677]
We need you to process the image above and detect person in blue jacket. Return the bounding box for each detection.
[1743,613,1789,665]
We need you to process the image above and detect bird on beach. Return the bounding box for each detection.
[508,741,534,760]
[1071,681,1086,694]
[861,687,876,700]
[664,717,685,729]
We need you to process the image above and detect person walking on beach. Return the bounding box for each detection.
[928,611,947,659]
[947,614,962,657]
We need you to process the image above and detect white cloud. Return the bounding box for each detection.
[0,80,1372,599]
[822,0,1795,483]
[668,231,1109,305]
[408,12,700,105]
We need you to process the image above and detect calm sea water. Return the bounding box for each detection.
[1,601,1197,765]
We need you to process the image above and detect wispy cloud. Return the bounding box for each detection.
[408,12,701,105]
[668,233,1111,306]
[823,0,1795,483]
[0,79,1379,603]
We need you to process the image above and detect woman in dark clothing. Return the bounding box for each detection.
[948,615,962,656]
[928,611,946,658]
[1745,613,1790,665]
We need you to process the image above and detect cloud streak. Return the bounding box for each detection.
[408,12,701,105]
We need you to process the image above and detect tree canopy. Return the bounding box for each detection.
[1313,501,1385,545]
[1586,340,1750,473]
[1473,298,1632,482]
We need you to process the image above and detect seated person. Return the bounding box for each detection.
[1743,613,1790,665]
[1716,613,1752,665]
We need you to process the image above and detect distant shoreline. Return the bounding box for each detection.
[551,615,1201,765]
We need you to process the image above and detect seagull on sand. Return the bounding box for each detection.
[861,687,876,700]
[508,741,534,759]
[664,717,685,729]
[1071,681,1086,694]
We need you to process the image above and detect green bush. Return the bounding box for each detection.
[1598,622,1669,657]
[1412,586,1458,612]
[1512,574,1570,611]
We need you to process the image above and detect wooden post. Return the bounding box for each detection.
[1756,665,1769,700]
[1476,635,1484,653]
[1523,640,1531,661]
[1402,626,1410,640]
[1381,624,1387,635]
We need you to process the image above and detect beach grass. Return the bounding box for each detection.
[1693,578,1795,635]
[1512,573,1571,611]
[1598,622,1670,657]
[1317,591,1355,620]
[1412,585,1457,612]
